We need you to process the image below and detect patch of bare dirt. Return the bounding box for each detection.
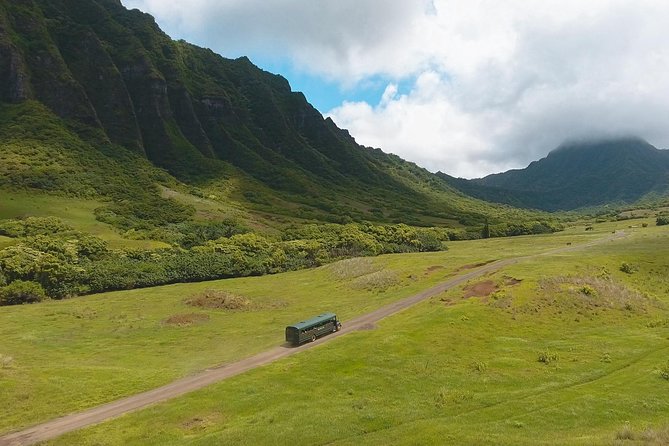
[463,280,498,298]
[426,265,444,273]
[180,412,226,432]
[163,313,210,327]
[185,290,250,310]
[457,259,497,272]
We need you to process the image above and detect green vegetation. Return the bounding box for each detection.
[0,0,557,232]
[0,280,46,305]
[0,216,455,303]
[0,223,602,433]
[2,0,668,443]
[620,262,639,274]
[0,0,570,311]
[442,138,669,211]
[21,220,663,446]
[1,220,667,446]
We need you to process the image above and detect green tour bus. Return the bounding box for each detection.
[285,312,342,346]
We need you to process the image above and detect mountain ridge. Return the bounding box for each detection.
[440,137,669,211]
[0,0,546,229]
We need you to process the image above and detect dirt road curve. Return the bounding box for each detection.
[0,233,623,446]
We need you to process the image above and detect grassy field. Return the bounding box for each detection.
[0,191,169,249]
[2,220,667,444]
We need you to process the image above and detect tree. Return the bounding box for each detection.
[0,280,47,306]
[481,219,491,239]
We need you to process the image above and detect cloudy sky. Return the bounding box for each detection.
[121,0,669,178]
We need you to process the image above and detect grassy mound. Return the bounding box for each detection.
[327,257,381,280]
[185,290,251,310]
[537,275,656,313]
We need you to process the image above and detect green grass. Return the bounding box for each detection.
[0,191,169,249]
[1,220,667,444]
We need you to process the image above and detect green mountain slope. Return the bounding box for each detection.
[440,138,669,211]
[0,0,540,228]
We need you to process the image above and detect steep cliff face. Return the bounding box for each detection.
[0,0,403,190]
[3,0,103,127]
[1,0,533,227]
[0,5,32,102]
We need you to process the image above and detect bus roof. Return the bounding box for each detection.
[287,312,337,330]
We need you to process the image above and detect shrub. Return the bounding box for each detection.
[0,280,47,306]
[580,285,598,297]
[0,216,72,238]
[657,216,669,226]
[471,361,488,373]
[538,350,558,364]
[620,263,638,274]
[94,196,195,231]
[175,220,248,248]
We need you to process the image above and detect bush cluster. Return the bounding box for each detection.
[0,219,450,305]
[0,216,73,237]
[0,214,564,305]
[487,221,563,238]
[0,280,47,305]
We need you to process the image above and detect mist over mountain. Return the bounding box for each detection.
[2,0,666,226]
[440,137,669,211]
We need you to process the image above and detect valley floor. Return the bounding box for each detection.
[1,220,668,445]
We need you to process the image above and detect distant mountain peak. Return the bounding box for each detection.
[441,137,669,211]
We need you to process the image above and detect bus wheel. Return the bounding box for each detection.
[311,335,316,342]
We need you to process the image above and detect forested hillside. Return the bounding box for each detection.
[0,0,537,226]
[441,138,669,211]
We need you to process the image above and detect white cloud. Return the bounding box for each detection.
[123,0,669,177]
[330,0,669,177]
[121,0,433,82]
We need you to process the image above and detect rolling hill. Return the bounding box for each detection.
[440,137,669,211]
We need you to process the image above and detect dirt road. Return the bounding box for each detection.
[0,233,623,446]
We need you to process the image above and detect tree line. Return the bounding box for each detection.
[0,217,452,305]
